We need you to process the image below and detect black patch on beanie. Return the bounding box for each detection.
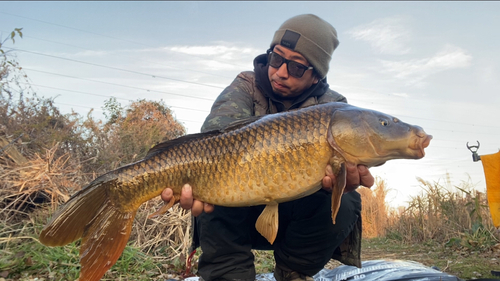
[280,30,300,50]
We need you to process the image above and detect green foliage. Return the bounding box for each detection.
[103,96,123,125]
[1,28,26,104]
[0,209,160,280]
[0,28,22,50]
[253,250,275,273]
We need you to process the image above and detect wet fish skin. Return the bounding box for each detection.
[39,102,432,281]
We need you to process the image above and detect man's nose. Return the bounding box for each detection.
[275,62,289,78]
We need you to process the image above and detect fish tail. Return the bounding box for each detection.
[39,177,137,281]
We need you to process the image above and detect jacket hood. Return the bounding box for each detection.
[253,53,330,112]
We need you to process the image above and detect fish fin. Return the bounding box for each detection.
[145,131,221,159]
[39,175,138,281]
[219,115,264,132]
[148,195,177,219]
[39,178,109,246]
[145,116,266,159]
[255,203,279,244]
[79,201,136,281]
[331,162,347,224]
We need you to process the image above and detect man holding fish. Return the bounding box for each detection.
[162,14,375,281]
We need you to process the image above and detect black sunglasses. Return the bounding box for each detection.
[267,50,314,78]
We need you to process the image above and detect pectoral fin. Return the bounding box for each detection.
[148,195,177,219]
[255,203,279,244]
[331,162,347,224]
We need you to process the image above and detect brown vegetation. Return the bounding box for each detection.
[358,178,389,238]
[360,176,499,249]
[1,84,191,265]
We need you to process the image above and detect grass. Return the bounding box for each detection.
[362,237,500,280]
[1,202,499,280]
[0,208,163,281]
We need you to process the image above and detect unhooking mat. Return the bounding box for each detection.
[182,259,464,281]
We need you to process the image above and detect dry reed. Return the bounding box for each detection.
[358,178,389,238]
[0,142,83,222]
[0,140,193,263]
[384,177,499,246]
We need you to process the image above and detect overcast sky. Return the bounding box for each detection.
[1,1,499,207]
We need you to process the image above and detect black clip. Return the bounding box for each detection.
[466,141,481,162]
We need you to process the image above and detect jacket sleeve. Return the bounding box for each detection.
[201,73,255,133]
[319,89,348,104]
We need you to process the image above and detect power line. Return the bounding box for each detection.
[18,82,211,114]
[8,82,206,125]
[349,98,500,130]
[0,11,152,48]
[0,30,235,80]
[22,67,217,102]
[7,47,227,90]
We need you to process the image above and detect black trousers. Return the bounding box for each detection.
[193,190,361,281]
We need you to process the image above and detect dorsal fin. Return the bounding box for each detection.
[144,131,221,159]
[219,115,264,132]
[144,115,265,159]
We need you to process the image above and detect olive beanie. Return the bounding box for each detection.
[270,14,339,79]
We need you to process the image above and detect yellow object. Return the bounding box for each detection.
[481,150,500,228]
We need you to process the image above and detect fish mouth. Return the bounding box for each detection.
[410,132,432,158]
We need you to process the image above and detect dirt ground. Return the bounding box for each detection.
[356,238,500,280]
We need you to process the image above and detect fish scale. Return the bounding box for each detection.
[107,105,332,208]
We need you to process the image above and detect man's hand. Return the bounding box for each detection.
[322,163,374,193]
[160,185,214,217]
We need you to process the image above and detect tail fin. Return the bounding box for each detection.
[40,178,137,281]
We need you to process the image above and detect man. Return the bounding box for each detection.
[162,14,374,281]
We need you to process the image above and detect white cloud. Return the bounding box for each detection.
[72,50,110,57]
[392,93,409,98]
[379,44,472,84]
[164,43,259,71]
[347,16,411,55]
[168,44,258,57]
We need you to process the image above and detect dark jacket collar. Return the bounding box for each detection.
[253,53,330,112]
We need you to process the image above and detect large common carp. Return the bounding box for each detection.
[39,102,432,281]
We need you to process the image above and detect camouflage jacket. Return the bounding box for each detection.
[199,54,362,268]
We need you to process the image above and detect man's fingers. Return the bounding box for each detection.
[358,165,374,188]
[325,164,334,177]
[179,184,194,209]
[161,188,173,202]
[322,176,333,192]
[204,203,215,213]
[322,165,335,192]
[191,200,204,217]
[343,163,364,193]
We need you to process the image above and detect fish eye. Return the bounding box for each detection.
[380,119,389,126]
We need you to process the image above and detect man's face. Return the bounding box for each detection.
[268,45,319,98]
